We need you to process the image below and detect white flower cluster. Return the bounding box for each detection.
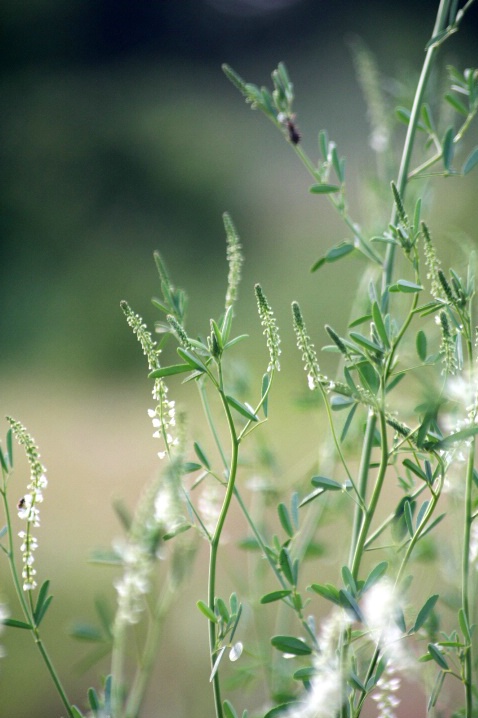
[113,539,153,625]
[7,417,48,591]
[372,664,401,718]
[287,611,350,718]
[149,379,178,460]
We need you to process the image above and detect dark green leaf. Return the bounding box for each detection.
[279,547,295,585]
[462,146,478,175]
[309,183,340,194]
[88,687,100,711]
[372,301,390,348]
[226,395,259,422]
[412,595,439,633]
[34,580,51,623]
[403,459,428,482]
[442,126,455,171]
[176,348,208,373]
[293,666,316,681]
[309,583,340,605]
[278,503,294,538]
[260,590,293,604]
[349,332,383,353]
[428,643,449,669]
[311,476,342,491]
[148,363,192,379]
[445,92,468,116]
[416,330,427,361]
[2,618,32,630]
[271,635,312,655]
[35,596,53,627]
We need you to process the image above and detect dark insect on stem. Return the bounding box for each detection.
[280,113,301,145]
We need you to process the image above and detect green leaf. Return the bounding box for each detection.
[2,618,32,630]
[445,92,468,116]
[428,643,449,670]
[363,561,388,594]
[33,580,51,625]
[69,623,104,642]
[261,372,270,418]
[427,670,445,711]
[403,459,428,482]
[416,500,430,529]
[371,301,390,348]
[435,425,478,449]
[462,146,478,175]
[279,547,295,585]
[226,395,259,422]
[311,476,342,491]
[163,522,192,540]
[341,566,357,595]
[318,129,328,159]
[309,183,340,194]
[194,442,210,470]
[71,707,86,718]
[7,428,13,469]
[349,332,383,354]
[298,487,325,507]
[264,704,301,718]
[271,635,312,655]
[309,583,341,605]
[197,600,218,623]
[412,595,439,633]
[88,687,100,712]
[260,590,293,604]
[416,330,427,361]
[340,403,358,443]
[0,447,8,473]
[112,498,132,531]
[278,503,294,538]
[339,589,363,622]
[223,700,239,718]
[442,126,455,171]
[148,363,192,379]
[176,348,207,373]
[210,318,224,351]
[458,607,472,643]
[311,241,355,272]
[389,280,423,293]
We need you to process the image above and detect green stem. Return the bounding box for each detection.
[1,483,74,718]
[208,391,239,718]
[350,411,388,581]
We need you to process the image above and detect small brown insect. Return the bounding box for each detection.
[17,497,26,510]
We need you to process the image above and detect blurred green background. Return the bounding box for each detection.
[1,0,478,716]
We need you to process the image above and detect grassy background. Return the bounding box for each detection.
[1,1,478,716]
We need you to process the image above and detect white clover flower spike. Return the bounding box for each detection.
[7,417,48,591]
